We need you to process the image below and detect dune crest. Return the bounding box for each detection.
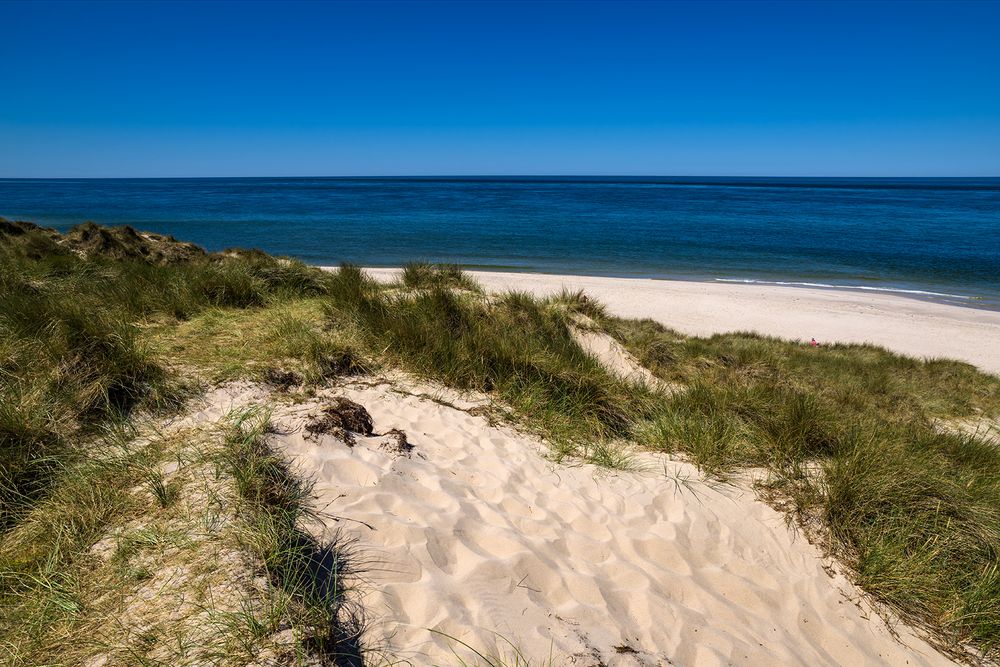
[569,312,670,391]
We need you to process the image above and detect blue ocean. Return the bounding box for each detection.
[1,177,998,308]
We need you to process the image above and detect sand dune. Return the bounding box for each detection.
[358,269,1000,376]
[259,379,956,666]
[569,313,668,390]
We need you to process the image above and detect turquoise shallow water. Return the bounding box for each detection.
[1,176,998,308]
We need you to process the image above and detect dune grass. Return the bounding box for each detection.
[219,407,366,665]
[325,264,653,458]
[0,224,336,528]
[400,261,482,292]
[146,298,368,386]
[0,417,166,664]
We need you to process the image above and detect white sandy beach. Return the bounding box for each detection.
[360,269,1000,376]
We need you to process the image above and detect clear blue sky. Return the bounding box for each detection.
[2,0,998,177]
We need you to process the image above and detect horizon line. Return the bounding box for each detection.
[2,174,999,180]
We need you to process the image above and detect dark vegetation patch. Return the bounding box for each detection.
[306,398,375,446]
[265,367,303,391]
[317,347,369,379]
[65,221,206,264]
[380,428,413,457]
[1,218,206,265]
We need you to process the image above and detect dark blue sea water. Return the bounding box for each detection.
[2,177,998,308]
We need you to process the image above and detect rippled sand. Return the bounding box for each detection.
[260,380,955,666]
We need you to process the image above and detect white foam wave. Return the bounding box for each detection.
[713,278,971,300]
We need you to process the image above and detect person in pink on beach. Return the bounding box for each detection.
[810,337,820,347]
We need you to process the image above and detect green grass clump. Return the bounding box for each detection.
[327,265,646,454]
[0,418,162,664]
[822,427,1000,641]
[146,298,369,386]
[401,261,482,292]
[0,223,336,529]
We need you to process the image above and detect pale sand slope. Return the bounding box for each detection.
[569,313,667,390]
[357,268,1000,376]
[259,379,957,667]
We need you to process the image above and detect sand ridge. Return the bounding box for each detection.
[261,379,957,666]
[569,313,668,391]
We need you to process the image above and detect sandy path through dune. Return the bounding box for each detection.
[266,381,956,666]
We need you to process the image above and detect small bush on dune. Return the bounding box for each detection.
[326,263,379,317]
[212,254,331,299]
[401,261,481,292]
[265,312,369,383]
[547,288,609,321]
[187,260,270,308]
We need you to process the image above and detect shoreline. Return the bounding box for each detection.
[349,264,999,312]
[330,267,1000,375]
